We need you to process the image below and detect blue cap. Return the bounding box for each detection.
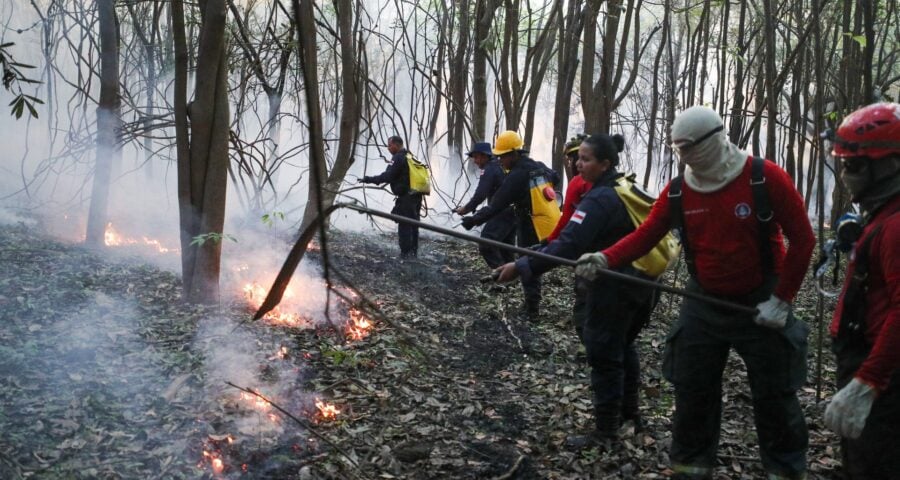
[467,142,492,157]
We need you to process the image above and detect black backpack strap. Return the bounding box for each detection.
[668,175,696,276]
[836,205,900,350]
[836,223,882,350]
[750,157,775,275]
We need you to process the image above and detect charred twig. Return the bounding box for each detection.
[491,454,525,480]
[224,382,371,480]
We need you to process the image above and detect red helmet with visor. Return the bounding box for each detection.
[832,102,900,159]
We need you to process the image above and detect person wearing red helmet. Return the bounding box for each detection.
[824,102,900,478]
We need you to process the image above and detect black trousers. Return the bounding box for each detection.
[663,279,808,479]
[392,194,423,256]
[478,208,516,269]
[835,343,900,479]
[582,275,656,431]
[516,220,541,311]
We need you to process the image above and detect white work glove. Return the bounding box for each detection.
[575,252,608,281]
[824,378,877,439]
[754,294,790,329]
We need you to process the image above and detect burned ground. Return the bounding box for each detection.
[0,224,843,479]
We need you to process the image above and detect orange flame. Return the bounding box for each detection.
[346,308,373,340]
[315,398,340,420]
[242,281,310,327]
[104,223,178,254]
[202,450,225,474]
[240,392,271,411]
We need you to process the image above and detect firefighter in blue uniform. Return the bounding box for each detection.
[461,131,558,317]
[359,136,424,258]
[454,142,517,268]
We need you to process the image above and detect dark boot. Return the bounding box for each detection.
[621,385,642,432]
[524,300,540,319]
[564,429,616,450]
[595,408,622,438]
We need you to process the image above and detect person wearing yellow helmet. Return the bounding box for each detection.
[453,142,516,268]
[461,130,559,317]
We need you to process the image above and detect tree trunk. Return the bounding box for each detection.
[447,0,470,155]
[85,0,122,247]
[763,0,777,161]
[172,0,195,299]
[728,0,747,145]
[290,0,362,269]
[472,0,495,142]
[644,4,668,189]
[551,0,584,180]
[178,0,230,304]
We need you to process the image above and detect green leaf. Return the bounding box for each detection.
[843,32,867,49]
[25,100,38,119]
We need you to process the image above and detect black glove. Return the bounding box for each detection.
[358,176,372,184]
[461,217,477,230]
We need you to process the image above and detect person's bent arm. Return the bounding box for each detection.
[516,189,623,282]
[462,164,502,213]
[601,183,674,267]
[855,223,900,391]
[468,169,525,227]
[365,156,403,185]
[766,163,815,302]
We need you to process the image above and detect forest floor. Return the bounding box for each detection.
[0,222,845,479]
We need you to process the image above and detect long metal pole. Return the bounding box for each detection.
[345,204,758,314]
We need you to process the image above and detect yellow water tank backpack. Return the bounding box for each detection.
[528,169,561,241]
[406,153,431,195]
[613,174,680,278]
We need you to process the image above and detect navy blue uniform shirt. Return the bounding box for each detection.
[463,159,506,212]
[365,149,412,196]
[515,169,634,282]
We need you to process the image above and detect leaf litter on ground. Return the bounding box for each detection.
[0,223,844,479]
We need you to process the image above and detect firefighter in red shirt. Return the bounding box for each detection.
[577,106,815,479]
[823,102,900,479]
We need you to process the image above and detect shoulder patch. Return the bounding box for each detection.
[571,210,587,224]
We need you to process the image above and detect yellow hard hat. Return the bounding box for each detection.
[492,131,525,155]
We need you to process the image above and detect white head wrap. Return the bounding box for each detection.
[671,106,748,192]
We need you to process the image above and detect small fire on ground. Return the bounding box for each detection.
[198,393,342,473]
[104,222,179,254]
[315,398,340,420]
[241,278,374,340]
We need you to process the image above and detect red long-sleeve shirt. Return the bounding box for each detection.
[830,196,900,392]
[547,174,593,242]
[603,157,815,301]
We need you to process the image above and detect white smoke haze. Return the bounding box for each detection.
[192,315,314,440]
